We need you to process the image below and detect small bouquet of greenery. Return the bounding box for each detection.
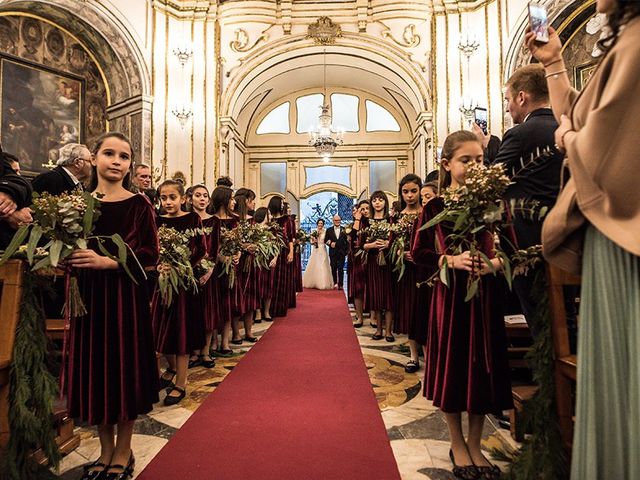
[219,226,243,287]
[0,191,139,317]
[389,213,419,280]
[359,219,391,265]
[420,162,530,301]
[194,257,216,282]
[310,230,319,247]
[157,225,200,306]
[245,223,282,271]
[295,228,311,247]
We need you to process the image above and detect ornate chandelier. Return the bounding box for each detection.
[309,49,343,161]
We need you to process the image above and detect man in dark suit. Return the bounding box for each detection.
[478,64,567,337]
[31,143,92,195]
[0,147,32,249]
[324,214,349,289]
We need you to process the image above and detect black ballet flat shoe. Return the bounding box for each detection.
[385,335,395,342]
[475,456,502,480]
[164,385,186,406]
[263,316,274,322]
[353,322,363,328]
[188,355,203,368]
[372,334,384,340]
[216,348,234,357]
[231,339,244,345]
[158,368,176,391]
[370,322,378,328]
[244,336,258,343]
[201,356,216,368]
[81,460,108,480]
[449,449,480,480]
[254,319,263,324]
[404,359,419,373]
[104,452,135,480]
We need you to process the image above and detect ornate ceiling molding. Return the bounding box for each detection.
[379,22,421,48]
[306,17,342,45]
[230,27,270,53]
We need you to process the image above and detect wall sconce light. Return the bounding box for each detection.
[458,97,477,122]
[171,106,193,128]
[458,33,480,59]
[173,45,193,67]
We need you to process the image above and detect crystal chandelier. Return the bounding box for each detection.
[308,49,343,161]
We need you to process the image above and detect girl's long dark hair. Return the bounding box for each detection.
[234,187,256,221]
[398,173,422,211]
[267,195,285,217]
[369,190,389,219]
[254,207,269,224]
[209,186,234,216]
[88,132,134,192]
[597,1,640,53]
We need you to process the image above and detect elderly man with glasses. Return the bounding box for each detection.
[31,142,92,195]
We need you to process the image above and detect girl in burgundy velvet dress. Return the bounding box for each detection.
[152,180,207,406]
[391,174,425,373]
[349,200,370,327]
[253,207,277,321]
[209,186,240,356]
[189,184,217,368]
[268,196,294,318]
[411,131,511,480]
[283,203,298,309]
[232,188,258,344]
[361,191,395,341]
[68,132,158,480]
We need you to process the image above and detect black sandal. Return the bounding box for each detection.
[81,460,108,480]
[385,335,395,342]
[188,355,202,368]
[104,451,135,480]
[231,338,243,345]
[449,449,480,480]
[372,334,384,340]
[164,385,186,406]
[158,368,176,391]
[244,336,258,343]
[201,355,216,368]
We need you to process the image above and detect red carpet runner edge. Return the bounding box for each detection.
[138,289,402,480]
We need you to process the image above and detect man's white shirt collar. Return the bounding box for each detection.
[61,166,80,185]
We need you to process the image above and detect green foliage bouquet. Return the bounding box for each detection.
[0,191,139,316]
[389,213,419,280]
[295,228,311,247]
[219,226,243,288]
[157,225,201,306]
[359,219,391,266]
[238,222,282,272]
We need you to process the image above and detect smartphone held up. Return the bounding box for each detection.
[474,107,488,135]
[528,2,550,43]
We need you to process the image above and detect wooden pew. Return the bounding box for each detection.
[0,260,79,460]
[546,264,580,456]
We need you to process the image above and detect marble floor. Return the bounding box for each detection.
[57,298,518,479]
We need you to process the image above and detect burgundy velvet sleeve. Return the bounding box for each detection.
[188,214,207,266]
[355,217,369,249]
[207,217,221,261]
[410,200,444,277]
[124,198,159,280]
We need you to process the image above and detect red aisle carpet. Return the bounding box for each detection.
[138,289,401,480]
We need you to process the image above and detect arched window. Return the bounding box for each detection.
[296,94,325,134]
[365,100,400,132]
[256,102,290,134]
[330,93,359,132]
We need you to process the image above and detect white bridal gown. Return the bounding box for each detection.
[302,230,334,290]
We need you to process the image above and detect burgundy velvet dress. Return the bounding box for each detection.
[287,216,298,307]
[68,195,160,425]
[271,215,294,317]
[411,198,513,414]
[361,217,394,312]
[391,213,426,337]
[217,216,243,319]
[201,216,220,331]
[347,227,366,303]
[152,212,207,355]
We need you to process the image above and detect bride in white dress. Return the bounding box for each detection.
[302,219,334,290]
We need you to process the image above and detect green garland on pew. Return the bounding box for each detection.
[0,270,60,480]
[497,269,568,480]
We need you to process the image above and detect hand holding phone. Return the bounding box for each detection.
[528,2,550,43]
[474,107,488,135]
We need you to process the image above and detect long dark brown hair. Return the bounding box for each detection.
[597,1,640,53]
[87,132,134,192]
[267,195,285,217]
[398,173,422,211]
[209,186,234,216]
[234,187,256,221]
[438,130,480,191]
[369,190,389,219]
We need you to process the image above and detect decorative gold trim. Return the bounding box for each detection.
[557,0,595,38]
[497,0,505,133]
[444,12,450,134]
[0,12,111,106]
[214,16,221,180]
[203,18,208,184]
[190,14,195,186]
[230,28,269,53]
[150,3,156,173]
[379,21,421,48]
[458,12,463,130]
[307,17,342,45]
[484,4,491,133]
[559,3,597,54]
[163,12,169,181]
[431,14,438,160]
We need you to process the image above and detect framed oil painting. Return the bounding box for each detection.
[0,54,84,176]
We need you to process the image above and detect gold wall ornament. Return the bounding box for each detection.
[380,23,421,48]
[230,28,269,53]
[307,17,342,45]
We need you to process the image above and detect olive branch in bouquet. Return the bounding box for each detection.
[0,191,143,317]
[356,220,391,266]
[237,221,282,273]
[389,213,420,280]
[419,162,546,301]
[157,226,211,306]
[295,228,311,248]
[219,226,242,288]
